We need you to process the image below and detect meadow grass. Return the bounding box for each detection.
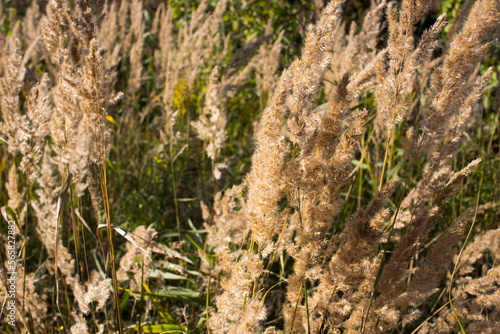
[0,0,499,333]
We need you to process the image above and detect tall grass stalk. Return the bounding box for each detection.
[0,0,498,332]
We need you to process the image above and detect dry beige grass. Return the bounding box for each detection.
[0,0,498,333]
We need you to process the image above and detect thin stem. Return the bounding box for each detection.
[206,271,211,334]
[169,141,182,241]
[69,184,82,283]
[22,165,30,313]
[266,219,288,273]
[379,135,391,192]
[448,174,483,334]
[411,299,453,334]
[100,164,123,334]
[289,281,303,334]
[361,132,425,333]
[304,279,311,334]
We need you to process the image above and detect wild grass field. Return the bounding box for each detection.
[0,0,499,333]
